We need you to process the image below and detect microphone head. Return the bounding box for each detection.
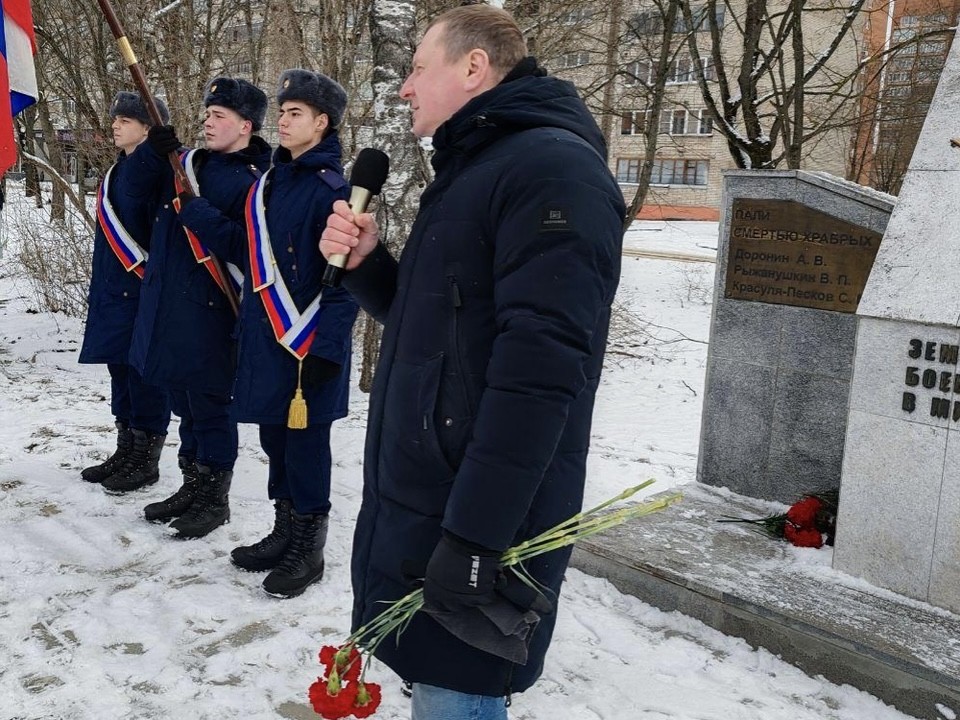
[349,148,390,195]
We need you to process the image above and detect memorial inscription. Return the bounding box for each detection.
[902,339,960,420]
[726,199,883,312]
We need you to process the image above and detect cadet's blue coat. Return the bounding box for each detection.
[79,142,161,364]
[128,138,272,396]
[345,72,625,697]
[178,134,357,424]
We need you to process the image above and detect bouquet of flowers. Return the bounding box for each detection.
[307,479,682,718]
[718,489,838,549]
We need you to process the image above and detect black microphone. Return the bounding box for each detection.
[322,148,390,287]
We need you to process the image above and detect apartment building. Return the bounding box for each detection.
[851,0,959,194]
[542,0,875,219]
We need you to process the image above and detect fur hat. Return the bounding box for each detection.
[203,77,268,131]
[276,69,347,128]
[109,91,169,126]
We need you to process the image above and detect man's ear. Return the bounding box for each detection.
[463,48,493,92]
[316,112,330,135]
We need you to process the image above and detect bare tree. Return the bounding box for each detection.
[677,0,867,169]
[358,0,428,390]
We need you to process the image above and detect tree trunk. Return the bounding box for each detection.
[35,99,66,222]
[18,110,43,207]
[623,0,679,231]
[360,0,426,393]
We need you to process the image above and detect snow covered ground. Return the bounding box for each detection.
[0,198,919,719]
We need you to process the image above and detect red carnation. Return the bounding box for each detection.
[308,677,359,719]
[786,497,822,529]
[784,524,823,548]
[351,681,383,718]
[319,644,362,683]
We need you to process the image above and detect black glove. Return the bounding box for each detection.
[423,531,502,614]
[301,354,340,390]
[148,124,181,155]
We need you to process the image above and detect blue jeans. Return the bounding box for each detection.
[411,684,508,720]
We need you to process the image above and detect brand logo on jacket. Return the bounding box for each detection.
[539,205,571,231]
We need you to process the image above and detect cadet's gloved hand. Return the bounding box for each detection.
[301,354,341,390]
[423,531,502,614]
[148,124,181,155]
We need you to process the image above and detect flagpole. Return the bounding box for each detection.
[93,0,240,317]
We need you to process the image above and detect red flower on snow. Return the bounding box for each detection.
[350,681,383,719]
[786,496,822,529]
[320,644,362,683]
[308,677,359,720]
[309,645,383,718]
[784,523,824,549]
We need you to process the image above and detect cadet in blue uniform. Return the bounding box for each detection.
[128,78,272,538]
[178,69,357,597]
[80,92,172,492]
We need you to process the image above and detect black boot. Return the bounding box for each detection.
[81,421,133,483]
[262,512,328,598]
[101,429,165,494]
[143,456,201,523]
[169,465,231,538]
[231,499,294,571]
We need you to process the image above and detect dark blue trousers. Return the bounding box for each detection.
[108,362,171,435]
[170,389,237,471]
[258,422,332,515]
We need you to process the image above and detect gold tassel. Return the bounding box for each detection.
[287,359,308,430]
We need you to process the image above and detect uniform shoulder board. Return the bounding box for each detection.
[316,168,347,191]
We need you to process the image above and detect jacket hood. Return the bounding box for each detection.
[431,57,607,168]
[272,131,343,174]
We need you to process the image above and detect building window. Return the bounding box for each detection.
[558,51,591,69]
[621,110,647,135]
[918,40,947,55]
[616,158,641,183]
[652,159,709,185]
[702,56,716,81]
[697,109,713,134]
[616,158,709,185]
[625,55,715,86]
[226,60,252,75]
[627,4,724,36]
[669,55,693,83]
[625,60,652,85]
[655,108,713,135]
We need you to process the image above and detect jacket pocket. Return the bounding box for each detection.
[380,353,456,516]
[185,265,227,309]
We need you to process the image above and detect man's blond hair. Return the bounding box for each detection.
[427,5,526,79]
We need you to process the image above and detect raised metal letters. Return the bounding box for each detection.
[726,199,883,312]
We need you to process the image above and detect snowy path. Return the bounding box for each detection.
[0,221,919,719]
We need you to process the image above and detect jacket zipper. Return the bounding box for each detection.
[446,274,474,414]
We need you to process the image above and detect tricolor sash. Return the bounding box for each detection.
[244,169,325,360]
[172,149,244,298]
[96,164,147,279]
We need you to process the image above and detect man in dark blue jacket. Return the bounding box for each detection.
[79,92,171,489]
[125,78,272,539]
[322,5,624,718]
[178,69,358,598]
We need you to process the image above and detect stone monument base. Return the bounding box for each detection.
[571,484,960,720]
